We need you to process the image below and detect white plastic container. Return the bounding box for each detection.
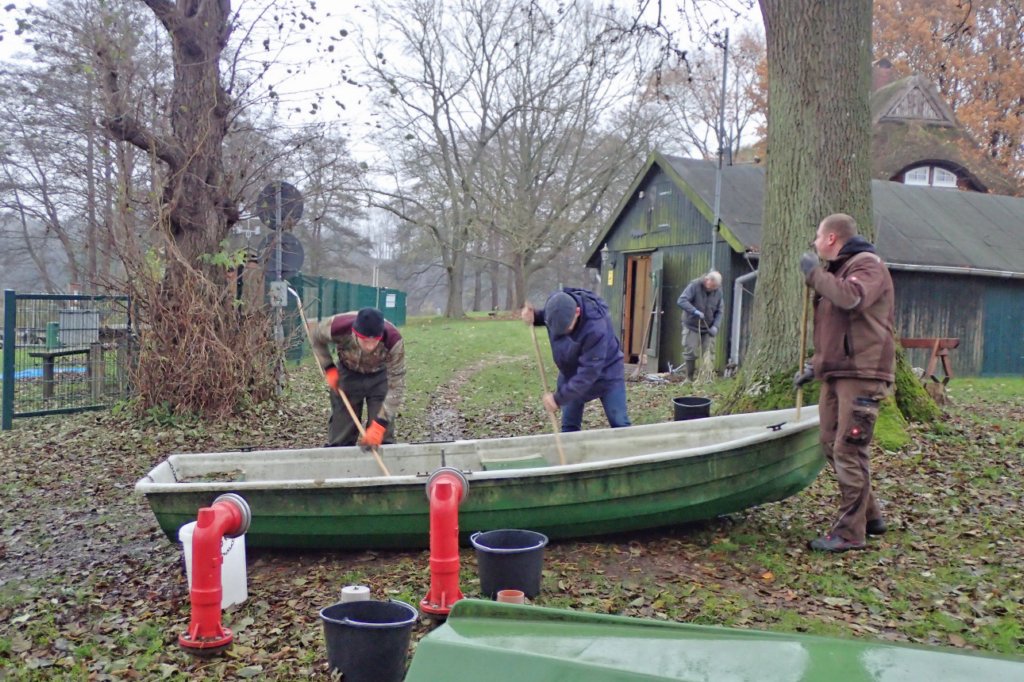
[178,521,248,609]
[340,584,371,603]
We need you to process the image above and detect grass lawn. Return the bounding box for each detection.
[0,315,1021,679]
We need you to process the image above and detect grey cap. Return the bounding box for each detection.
[544,292,578,336]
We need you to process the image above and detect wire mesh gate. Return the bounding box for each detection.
[2,289,132,429]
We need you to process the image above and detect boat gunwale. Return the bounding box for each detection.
[134,407,820,495]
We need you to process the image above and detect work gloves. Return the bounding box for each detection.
[324,365,340,391]
[799,252,819,278]
[359,418,388,448]
[793,362,815,388]
[708,325,718,337]
[692,310,705,320]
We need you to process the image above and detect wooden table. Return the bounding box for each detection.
[28,344,104,399]
[899,337,959,379]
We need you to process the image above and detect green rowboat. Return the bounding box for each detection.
[135,406,822,549]
[405,600,1024,681]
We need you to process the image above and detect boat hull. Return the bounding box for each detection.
[136,407,823,549]
[405,600,1024,681]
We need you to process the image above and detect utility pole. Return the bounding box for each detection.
[710,28,729,273]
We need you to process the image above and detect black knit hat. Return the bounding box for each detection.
[544,292,578,337]
[354,308,385,338]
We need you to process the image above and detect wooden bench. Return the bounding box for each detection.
[28,344,105,399]
[899,337,959,379]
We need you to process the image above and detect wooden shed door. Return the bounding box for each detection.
[623,254,652,364]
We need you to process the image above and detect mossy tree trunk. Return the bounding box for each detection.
[722,0,935,423]
[722,0,874,412]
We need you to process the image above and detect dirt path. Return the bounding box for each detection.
[424,355,527,441]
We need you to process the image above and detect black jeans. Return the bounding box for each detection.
[326,367,395,447]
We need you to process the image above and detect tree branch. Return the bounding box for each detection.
[140,0,179,31]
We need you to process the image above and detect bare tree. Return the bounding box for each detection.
[97,0,240,265]
[478,4,662,307]
[359,0,528,318]
[654,28,765,160]
[360,0,661,315]
[0,2,160,292]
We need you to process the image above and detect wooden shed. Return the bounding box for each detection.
[584,153,1024,377]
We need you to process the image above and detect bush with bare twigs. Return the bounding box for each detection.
[125,247,282,420]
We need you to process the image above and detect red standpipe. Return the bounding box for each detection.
[179,493,251,654]
[420,467,469,617]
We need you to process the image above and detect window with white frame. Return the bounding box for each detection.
[933,167,957,188]
[904,165,959,188]
[905,166,930,185]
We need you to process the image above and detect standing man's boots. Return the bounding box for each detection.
[684,359,696,382]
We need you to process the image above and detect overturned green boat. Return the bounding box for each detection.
[135,406,822,549]
[405,600,1024,681]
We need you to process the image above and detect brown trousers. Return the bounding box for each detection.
[326,367,395,447]
[817,377,891,543]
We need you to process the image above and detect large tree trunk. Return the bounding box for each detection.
[730,0,873,406]
[444,251,467,317]
[161,0,237,261]
[103,0,238,265]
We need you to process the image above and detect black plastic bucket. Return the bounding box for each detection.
[470,529,548,599]
[319,599,417,682]
[673,396,711,421]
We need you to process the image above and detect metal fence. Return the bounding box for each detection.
[2,290,132,429]
[283,274,407,362]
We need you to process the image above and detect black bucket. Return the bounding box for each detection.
[319,599,418,682]
[673,396,711,421]
[470,529,548,599]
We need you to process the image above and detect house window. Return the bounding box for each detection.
[905,167,930,185]
[904,165,958,189]
[933,167,957,188]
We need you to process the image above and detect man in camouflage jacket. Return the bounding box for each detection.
[309,307,406,447]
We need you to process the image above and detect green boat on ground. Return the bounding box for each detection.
[135,406,822,549]
[405,600,1024,681]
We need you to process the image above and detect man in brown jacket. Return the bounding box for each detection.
[309,307,406,448]
[795,213,895,552]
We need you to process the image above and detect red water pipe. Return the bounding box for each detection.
[179,493,251,654]
[420,467,469,617]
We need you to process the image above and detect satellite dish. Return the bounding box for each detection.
[255,181,304,230]
[257,232,305,279]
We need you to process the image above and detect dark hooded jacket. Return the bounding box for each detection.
[805,236,895,382]
[676,277,723,332]
[534,287,625,405]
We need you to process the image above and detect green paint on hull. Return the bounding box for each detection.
[139,407,824,550]
[406,600,1024,682]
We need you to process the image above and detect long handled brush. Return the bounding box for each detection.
[694,319,716,385]
[796,287,811,420]
[288,287,391,476]
[529,325,567,466]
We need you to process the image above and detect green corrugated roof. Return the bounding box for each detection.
[589,154,1024,275]
[678,156,1024,272]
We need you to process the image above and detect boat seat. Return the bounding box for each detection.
[480,454,550,471]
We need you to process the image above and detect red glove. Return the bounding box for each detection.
[359,418,388,448]
[324,365,340,391]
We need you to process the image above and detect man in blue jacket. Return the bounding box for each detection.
[522,288,631,432]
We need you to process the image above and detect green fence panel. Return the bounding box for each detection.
[278,275,407,363]
[1,289,132,429]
